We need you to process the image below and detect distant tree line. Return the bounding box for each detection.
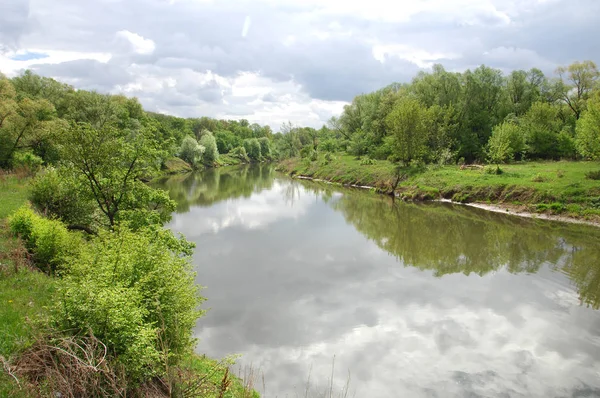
[274,61,600,164]
[0,70,276,172]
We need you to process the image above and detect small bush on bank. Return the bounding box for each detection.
[585,170,600,180]
[531,173,548,182]
[230,146,250,162]
[8,206,79,273]
[360,156,375,165]
[52,226,204,383]
[29,167,96,227]
[484,165,503,175]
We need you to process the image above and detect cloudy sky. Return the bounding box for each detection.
[1,0,599,130]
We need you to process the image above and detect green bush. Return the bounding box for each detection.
[29,167,96,227]
[8,205,36,240]
[230,146,250,162]
[9,206,78,273]
[13,150,43,173]
[531,173,548,182]
[585,170,600,180]
[53,226,203,382]
[360,156,375,165]
[484,165,503,175]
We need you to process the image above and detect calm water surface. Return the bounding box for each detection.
[156,165,600,398]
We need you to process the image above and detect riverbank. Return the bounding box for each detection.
[0,174,257,397]
[277,155,600,225]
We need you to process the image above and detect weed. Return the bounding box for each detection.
[585,170,600,180]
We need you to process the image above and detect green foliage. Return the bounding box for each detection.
[8,206,79,273]
[215,130,242,154]
[484,165,503,175]
[386,98,428,165]
[29,167,96,227]
[258,136,272,160]
[360,156,375,165]
[178,135,204,168]
[585,170,600,180]
[60,122,172,227]
[52,226,204,382]
[229,145,250,162]
[199,131,219,165]
[487,121,525,163]
[243,138,262,161]
[576,96,600,160]
[12,150,43,172]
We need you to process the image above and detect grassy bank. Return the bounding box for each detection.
[0,174,257,397]
[277,155,600,222]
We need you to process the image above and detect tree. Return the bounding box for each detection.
[386,98,428,165]
[555,60,599,120]
[258,136,272,159]
[0,76,59,168]
[60,122,174,227]
[520,102,564,159]
[487,121,525,164]
[178,135,205,167]
[243,138,261,161]
[576,95,600,160]
[199,131,219,165]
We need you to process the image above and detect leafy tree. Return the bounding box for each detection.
[178,135,204,168]
[576,95,600,160]
[386,98,428,165]
[0,76,60,167]
[59,122,174,227]
[258,136,272,159]
[215,130,241,153]
[520,102,564,159]
[555,60,599,119]
[199,131,219,165]
[243,138,262,161]
[487,121,525,164]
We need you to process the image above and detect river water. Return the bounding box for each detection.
[156,165,600,398]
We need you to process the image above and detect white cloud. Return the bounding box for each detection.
[116,30,155,55]
[372,44,460,68]
[0,49,111,76]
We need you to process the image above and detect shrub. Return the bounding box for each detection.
[310,150,318,161]
[243,138,261,161]
[258,137,272,160]
[360,156,375,165]
[230,146,249,162]
[52,226,203,383]
[199,132,219,165]
[29,167,96,227]
[178,136,205,168]
[585,170,600,180]
[484,165,503,175]
[9,206,78,273]
[299,146,313,159]
[13,150,43,173]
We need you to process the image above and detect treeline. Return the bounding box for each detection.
[0,70,276,172]
[277,61,600,165]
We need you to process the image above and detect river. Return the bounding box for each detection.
[155,165,600,398]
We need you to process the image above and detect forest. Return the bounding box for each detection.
[275,60,600,165]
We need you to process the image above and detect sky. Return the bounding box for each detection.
[1,0,599,131]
